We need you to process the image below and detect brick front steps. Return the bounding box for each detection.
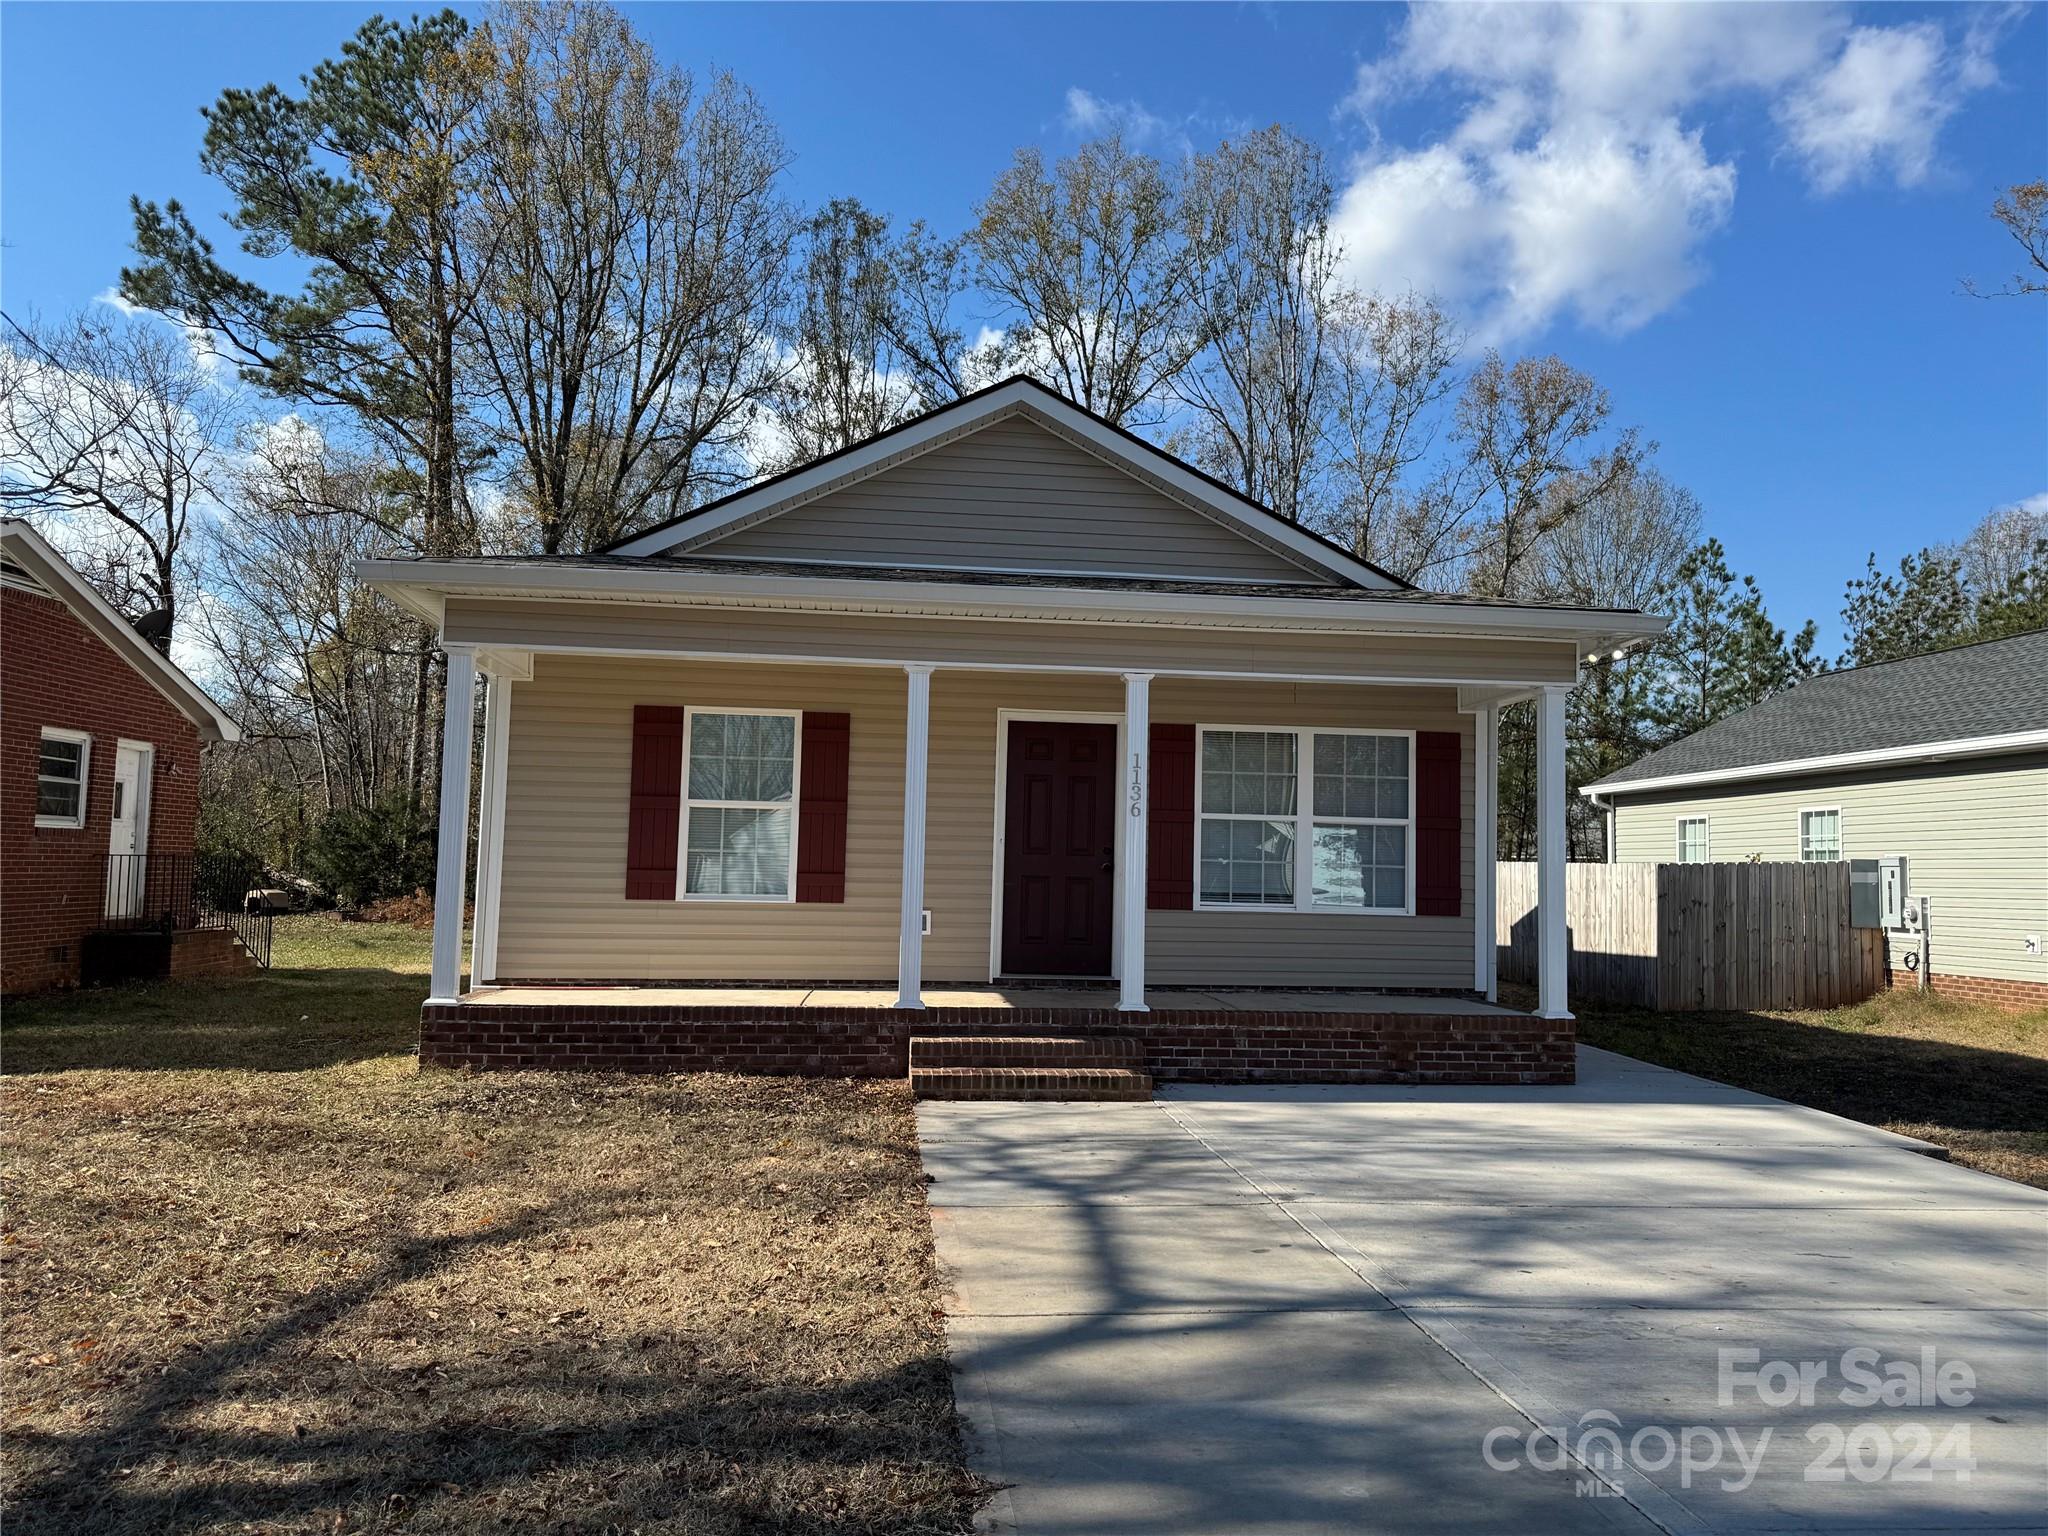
[168,927,258,979]
[910,1034,1153,1101]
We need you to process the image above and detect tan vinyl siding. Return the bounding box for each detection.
[496,657,906,982]
[684,416,1327,582]
[493,654,1475,989]
[444,598,1581,687]
[1144,678,1474,990]
[1609,753,2048,986]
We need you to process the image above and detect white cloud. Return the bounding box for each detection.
[95,284,231,381]
[1058,86,1203,157]
[1776,22,1963,193]
[1338,3,2013,342]
[92,285,146,318]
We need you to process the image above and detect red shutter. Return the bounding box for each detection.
[796,711,850,903]
[1415,729,1462,918]
[1147,722,1195,910]
[625,706,685,899]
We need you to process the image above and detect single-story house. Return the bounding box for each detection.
[1,518,246,993]
[361,377,1665,1091]
[1585,628,2048,1010]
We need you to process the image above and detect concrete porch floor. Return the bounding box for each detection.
[462,983,1524,1016]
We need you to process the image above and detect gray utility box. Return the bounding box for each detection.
[1849,856,1911,930]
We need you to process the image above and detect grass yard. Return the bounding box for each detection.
[1571,986,2048,1189]
[2,917,987,1534]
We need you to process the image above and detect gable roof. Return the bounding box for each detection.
[1586,628,2048,796]
[0,519,240,743]
[605,374,1409,591]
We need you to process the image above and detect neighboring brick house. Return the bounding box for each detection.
[2,519,240,994]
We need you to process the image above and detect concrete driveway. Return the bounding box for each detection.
[918,1047,2048,1535]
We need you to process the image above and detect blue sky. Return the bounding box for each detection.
[3,2,2042,648]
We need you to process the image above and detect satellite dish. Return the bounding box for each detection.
[130,607,173,651]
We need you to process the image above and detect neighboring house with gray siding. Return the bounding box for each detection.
[1586,629,2048,1009]
[361,376,1666,1086]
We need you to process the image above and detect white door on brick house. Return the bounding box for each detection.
[104,741,153,918]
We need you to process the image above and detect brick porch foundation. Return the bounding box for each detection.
[418,1003,1576,1085]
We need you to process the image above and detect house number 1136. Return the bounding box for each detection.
[1128,755,1145,817]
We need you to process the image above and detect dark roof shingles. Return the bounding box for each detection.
[1592,628,2048,788]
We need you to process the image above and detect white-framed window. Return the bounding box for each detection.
[1196,725,1413,915]
[35,728,90,829]
[679,708,800,901]
[1799,807,1842,862]
[1675,815,1710,863]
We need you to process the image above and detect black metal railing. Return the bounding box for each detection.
[99,853,274,968]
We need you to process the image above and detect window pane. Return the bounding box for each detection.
[1311,822,1407,910]
[1199,816,1295,905]
[36,779,80,819]
[36,737,83,821]
[689,713,796,804]
[1678,820,1707,862]
[684,806,792,896]
[1310,732,1407,820]
[1801,810,1840,862]
[1203,731,1294,814]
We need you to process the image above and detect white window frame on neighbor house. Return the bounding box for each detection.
[676,706,803,903]
[1799,806,1843,862]
[1675,815,1710,863]
[35,727,91,829]
[1193,724,1416,918]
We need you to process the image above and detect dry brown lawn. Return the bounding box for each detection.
[2,918,987,1534]
[1568,985,2048,1189]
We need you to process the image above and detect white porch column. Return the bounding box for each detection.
[1473,704,1497,1001]
[429,645,477,1003]
[469,669,512,987]
[1119,672,1152,1012]
[1536,684,1572,1020]
[894,664,934,1010]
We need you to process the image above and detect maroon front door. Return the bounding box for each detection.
[1000,720,1117,977]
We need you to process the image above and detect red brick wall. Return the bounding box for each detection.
[418,1003,1576,1085]
[2,588,203,994]
[1888,967,2048,1012]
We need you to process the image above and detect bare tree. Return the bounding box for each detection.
[0,309,239,641]
[463,1,793,552]
[1176,126,1340,523]
[769,198,919,466]
[1964,180,2047,298]
[203,423,424,831]
[887,220,978,406]
[1445,351,1645,598]
[1322,292,1461,575]
[971,136,1206,425]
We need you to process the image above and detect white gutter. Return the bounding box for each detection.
[356,557,1666,652]
[1583,729,2048,798]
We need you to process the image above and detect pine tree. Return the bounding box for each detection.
[1651,539,1814,741]
[1838,550,1971,666]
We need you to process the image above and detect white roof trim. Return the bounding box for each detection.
[607,379,1400,590]
[0,519,240,742]
[1582,729,2048,798]
[358,556,1664,656]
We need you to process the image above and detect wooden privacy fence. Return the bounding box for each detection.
[1496,861,1889,1012]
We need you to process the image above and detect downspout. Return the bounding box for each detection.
[1585,790,1615,864]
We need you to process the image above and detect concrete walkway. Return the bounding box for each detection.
[918,1047,2048,1535]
